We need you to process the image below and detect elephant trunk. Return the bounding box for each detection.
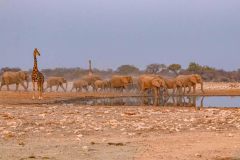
[26,80,29,90]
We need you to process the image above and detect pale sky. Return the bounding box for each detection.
[0,0,240,71]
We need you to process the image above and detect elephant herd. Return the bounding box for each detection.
[0,70,204,98]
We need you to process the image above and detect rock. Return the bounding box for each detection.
[94,127,102,131]
[38,114,46,118]
[120,128,126,131]
[128,132,136,136]
[108,142,125,146]
[102,138,107,142]
[0,127,5,131]
[195,153,202,158]
[77,134,83,138]
[124,112,136,116]
[39,127,45,130]
[82,146,89,151]
[228,133,234,137]
[18,142,25,146]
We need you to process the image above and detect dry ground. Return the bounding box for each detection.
[0,82,240,160]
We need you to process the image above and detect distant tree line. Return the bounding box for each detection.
[1,62,240,82]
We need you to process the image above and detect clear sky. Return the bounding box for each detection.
[0,0,240,71]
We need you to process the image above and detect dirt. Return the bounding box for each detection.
[1,83,240,160]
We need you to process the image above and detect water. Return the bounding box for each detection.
[202,96,240,108]
[59,96,240,108]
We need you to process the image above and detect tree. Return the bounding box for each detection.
[168,64,181,75]
[116,65,140,74]
[145,63,166,74]
[187,62,202,72]
[187,62,215,73]
[202,65,215,72]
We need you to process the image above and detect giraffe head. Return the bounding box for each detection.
[34,48,41,56]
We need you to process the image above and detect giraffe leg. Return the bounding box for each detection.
[38,81,44,100]
[37,82,41,99]
[32,81,36,99]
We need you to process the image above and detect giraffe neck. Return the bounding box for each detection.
[33,55,39,72]
[89,60,93,76]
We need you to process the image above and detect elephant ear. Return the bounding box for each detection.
[122,78,128,84]
[152,79,161,87]
[190,76,197,84]
[176,80,181,86]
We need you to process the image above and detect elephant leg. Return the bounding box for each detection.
[183,86,186,95]
[140,88,147,97]
[172,87,176,96]
[20,81,27,91]
[153,87,158,106]
[60,84,65,92]
[0,82,4,91]
[120,87,123,93]
[56,85,59,92]
[178,87,183,95]
[7,83,10,91]
[172,96,176,105]
[153,87,158,98]
[45,86,49,92]
[193,84,196,93]
[71,87,75,92]
[187,85,191,93]
[16,83,19,91]
[140,89,147,105]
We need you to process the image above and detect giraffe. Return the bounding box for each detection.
[32,48,44,99]
[88,60,93,76]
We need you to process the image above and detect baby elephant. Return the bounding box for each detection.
[71,80,88,92]
[94,80,110,92]
[45,77,67,92]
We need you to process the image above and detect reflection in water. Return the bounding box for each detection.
[73,96,204,108]
[143,96,204,108]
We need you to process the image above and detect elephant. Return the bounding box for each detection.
[71,80,88,92]
[176,74,204,94]
[82,74,102,88]
[45,77,67,92]
[0,71,29,91]
[94,80,110,92]
[161,77,184,96]
[127,77,139,93]
[110,75,133,92]
[138,75,167,98]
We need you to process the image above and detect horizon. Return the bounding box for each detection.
[1,1,240,71]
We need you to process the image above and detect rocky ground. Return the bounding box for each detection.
[0,103,240,160]
[0,82,240,160]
